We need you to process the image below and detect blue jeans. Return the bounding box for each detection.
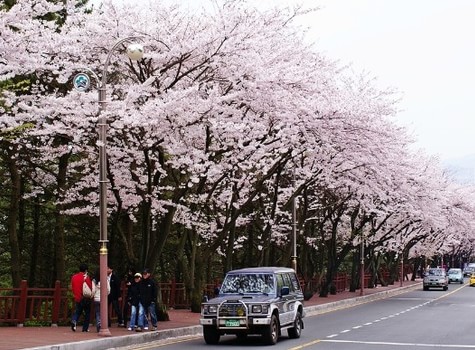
[129,303,144,328]
[143,302,158,327]
[72,298,91,331]
[94,301,101,330]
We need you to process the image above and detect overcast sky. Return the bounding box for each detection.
[91,0,475,161]
[305,0,475,161]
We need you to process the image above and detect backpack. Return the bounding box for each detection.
[82,274,94,299]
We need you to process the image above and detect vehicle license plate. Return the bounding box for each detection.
[225,320,240,327]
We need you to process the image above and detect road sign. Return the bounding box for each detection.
[73,73,90,92]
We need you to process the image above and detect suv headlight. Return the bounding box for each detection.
[252,305,262,313]
[203,304,218,314]
[251,304,269,314]
[209,305,218,313]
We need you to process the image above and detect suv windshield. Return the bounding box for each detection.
[220,273,275,294]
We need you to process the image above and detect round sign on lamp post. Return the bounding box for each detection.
[73,73,91,92]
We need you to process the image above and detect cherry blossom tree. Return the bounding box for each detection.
[1,0,475,302]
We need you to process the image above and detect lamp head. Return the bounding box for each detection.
[126,43,144,61]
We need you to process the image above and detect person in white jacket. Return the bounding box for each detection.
[92,270,110,332]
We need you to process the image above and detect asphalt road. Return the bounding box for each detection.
[117,282,475,350]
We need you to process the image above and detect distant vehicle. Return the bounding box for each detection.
[447,268,464,284]
[463,267,473,276]
[200,267,304,345]
[463,264,475,276]
[423,268,448,291]
[470,274,475,287]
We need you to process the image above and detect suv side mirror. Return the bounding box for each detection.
[281,286,290,296]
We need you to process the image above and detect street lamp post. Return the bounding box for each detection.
[291,195,297,271]
[360,235,364,296]
[74,37,143,337]
[400,252,404,287]
[291,169,297,272]
[98,37,143,337]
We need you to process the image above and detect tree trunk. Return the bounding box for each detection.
[53,152,69,284]
[190,251,206,313]
[28,197,41,286]
[140,198,152,268]
[349,250,359,292]
[320,237,337,297]
[6,150,22,287]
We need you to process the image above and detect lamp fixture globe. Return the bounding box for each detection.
[126,43,144,61]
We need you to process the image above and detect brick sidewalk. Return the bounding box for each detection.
[0,280,421,350]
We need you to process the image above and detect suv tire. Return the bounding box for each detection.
[288,311,303,339]
[262,314,279,345]
[203,326,220,345]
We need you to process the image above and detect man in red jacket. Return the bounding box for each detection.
[71,263,92,332]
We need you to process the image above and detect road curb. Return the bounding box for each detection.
[27,325,203,350]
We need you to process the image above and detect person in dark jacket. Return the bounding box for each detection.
[107,266,124,327]
[140,268,158,330]
[122,267,136,328]
[126,273,145,331]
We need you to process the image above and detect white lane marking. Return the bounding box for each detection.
[324,284,466,339]
[322,339,475,348]
[391,297,432,301]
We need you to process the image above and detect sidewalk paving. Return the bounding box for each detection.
[0,279,422,350]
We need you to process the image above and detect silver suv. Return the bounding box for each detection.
[200,267,304,345]
[423,268,448,291]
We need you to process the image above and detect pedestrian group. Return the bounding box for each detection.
[70,264,159,333]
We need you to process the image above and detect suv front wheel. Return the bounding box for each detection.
[203,326,220,345]
[288,311,303,338]
[262,314,279,345]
